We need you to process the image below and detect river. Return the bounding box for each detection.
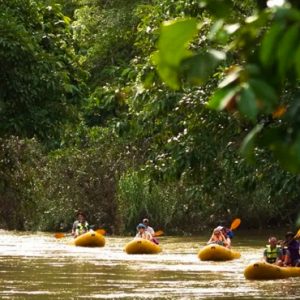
[0,231,299,299]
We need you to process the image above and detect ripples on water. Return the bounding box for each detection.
[0,231,299,299]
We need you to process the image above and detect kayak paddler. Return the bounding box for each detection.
[135,223,152,241]
[283,232,300,267]
[142,218,159,244]
[142,218,155,236]
[207,226,229,247]
[72,211,89,238]
[263,236,283,266]
[220,226,233,248]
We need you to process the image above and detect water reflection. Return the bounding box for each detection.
[0,231,299,299]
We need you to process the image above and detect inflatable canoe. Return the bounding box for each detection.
[125,238,162,254]
[71,231,105,247]
[198,244,241,261]
[244,262,300,280]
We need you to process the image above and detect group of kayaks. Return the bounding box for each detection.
[70,231,162,253]
[64,231,300,281]
[199,244,300,280]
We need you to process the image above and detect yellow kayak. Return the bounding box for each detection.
[71,231,105,247]
[198,244,241,261]
[124,238,162,254]
[244,262,300,280]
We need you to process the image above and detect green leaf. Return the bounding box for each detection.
[260,22,285,67]
[181,49,226,85]
[274,142,300,174]
[294,45,300,79]
[208,19,224,40]
[63,16,70,25]
[153,18,198,89]
[256,128,300,172]
[152,51,179,89]
[240,124,263,161]
[275,7,300,22]
[237,83,257,121]
[207,86,239,110]
[276,23,299,79]
[249,79,278,113]
[218,68,241,88]
[158,18,198,67]
[244,64,261,77]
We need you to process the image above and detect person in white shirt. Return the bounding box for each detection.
[135,223,152,241]
[143,218,155,235]
[143,218,160,244]
[72,211,89,238]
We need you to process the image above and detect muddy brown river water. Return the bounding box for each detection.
[0,231,299,299]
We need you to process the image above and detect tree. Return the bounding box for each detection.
[0,0,87,144]
[111,0,300,228]
[153,0,300,173]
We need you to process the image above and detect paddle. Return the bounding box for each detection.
[230,218,241,231]
[153,230,164,237]
[54,232,66,239]
[294,228,300,239]
[54,228,106,239]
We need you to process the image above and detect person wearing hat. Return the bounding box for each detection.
[135,223,153,241]
[142,218,155,236]
[207,226,229,247]
[72,211,90,238]
[283,232,300,267]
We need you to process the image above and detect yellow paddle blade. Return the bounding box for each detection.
[295,228,300,239]
[154,230,164,237]
[230,218,241,230]
[54,233,65,239]
[96,229,106,235]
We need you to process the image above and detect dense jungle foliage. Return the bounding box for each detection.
[0,0,300,233]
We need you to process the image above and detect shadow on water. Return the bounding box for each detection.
[0,231,299,299]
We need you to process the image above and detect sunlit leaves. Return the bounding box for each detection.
[153,17,226,89]
[208,65,278,120]
[151,1,300,173]
[207,86,239,111]
[153,18,198,89]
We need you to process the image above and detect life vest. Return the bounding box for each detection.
[265,245,280,263]
[77,221,89,235]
